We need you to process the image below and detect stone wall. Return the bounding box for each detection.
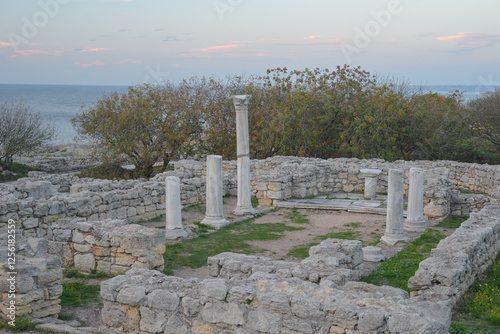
[46,219,165,275]
[451,192,494,216]
[207,239,364,285]
[408,205,500,306]
[175,156,500,196]
[177,156,497,221]
[0,171,208,237]
[2,157,498,234]
[0,232,63,320]
[100,268,451,334]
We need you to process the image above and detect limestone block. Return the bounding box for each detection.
[74,253,95,273]
[198,279,228,300]
[247,309,282,334]
[37,268,63,286]
[139,306,168,333]
[22,218,40,229]
[115,252,136,266]
[201,301,244,325]
[117,285,146,306]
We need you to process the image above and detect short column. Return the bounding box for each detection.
[233,95,258,216]
[201,155,229,229]
[404,168,427,232]
[360,168,382,199]
[165,176,188,240]
[381,169,408,245]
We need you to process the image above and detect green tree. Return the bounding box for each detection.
[0,101,54,168]
[467,89,500,151]
[71,84,202,177]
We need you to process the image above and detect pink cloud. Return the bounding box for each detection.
[200,44,242,52]
[14,49,63,56]
[304,35,320,40]
[436,32,500,50]
[0,41,12,48]
[80,48,112,52]
[75,61,107,68]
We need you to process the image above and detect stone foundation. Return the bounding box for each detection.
[0,233,63,320]
[208,239,364,285]
[47,219,165,275]
[100,268,450,334]
[409,205,500,306]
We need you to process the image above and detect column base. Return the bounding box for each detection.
[233,206,259,216]
[363,246,386,262]
[404,219,427,232]
[380,234,408,246]
[201,216,229,229]
[165,228,188,240]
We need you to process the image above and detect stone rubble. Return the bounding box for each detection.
[46,219,165,275]
[207,239,364,285]
[100,267,450,334]
[409,205,500,305]
[0,232,63,320]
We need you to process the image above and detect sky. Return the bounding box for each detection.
[1,0,500,86]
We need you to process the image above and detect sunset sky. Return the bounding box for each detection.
[1,0,499,86]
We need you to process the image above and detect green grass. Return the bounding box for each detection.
[251,197,259,208]
[57,313,76,321]
[457,188,486,195]
[346,222,362,228]
[452,252,500,333]
[60,282,101,307]
[360,229,447,292]
[287,242,319,259]
[193,222,214,234]
[0,162,37,182]
[182,203,205,214]
[285,208,310,224]
[0,315,36,332]
[164,216,305,273]
[305,193,316,199]
[437,216,468,229]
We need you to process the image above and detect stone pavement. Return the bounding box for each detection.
[277,193,408,216]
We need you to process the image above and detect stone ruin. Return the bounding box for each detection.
[1,95,500,331]
[1,231,63,321]
[100,205,500,334]
[47,219,165,275]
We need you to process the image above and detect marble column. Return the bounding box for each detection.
[360,168,382,199]
[201,155,229,229]
[165,176,188,239]
[404,168,427,232]
[233,95,258,216]
[381,169,408,245]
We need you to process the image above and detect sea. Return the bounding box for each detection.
[0,83,498,144]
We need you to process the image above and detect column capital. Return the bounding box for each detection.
[232,95,251,108]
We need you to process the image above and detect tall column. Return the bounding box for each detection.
[404,168,427,232]
[381,169,408,245]
[165,176,188,240]
[201,155,229,229]
[360,168,382,199]
[233,95,258,216]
